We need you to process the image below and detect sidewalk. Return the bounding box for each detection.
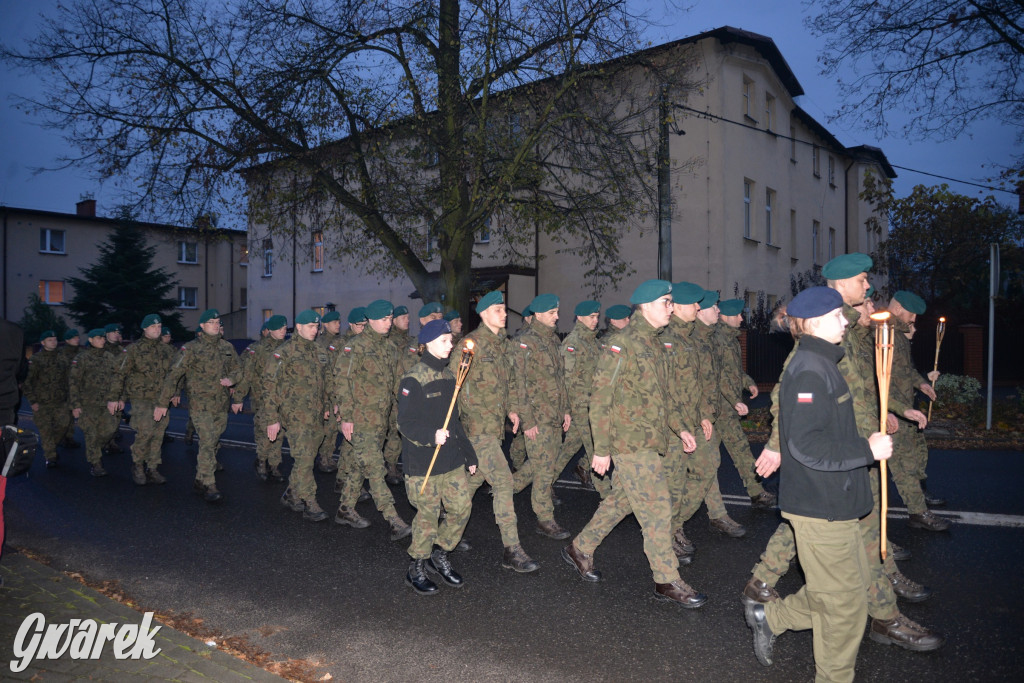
[0,550,285,681]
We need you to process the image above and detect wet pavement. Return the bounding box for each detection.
[3,405,1023,681]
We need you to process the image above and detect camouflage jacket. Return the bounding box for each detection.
[316,332,341,352]
[116,336,177,404]
[455,324,519,440]
[238,336,286,413]
[389,328,421,379]
[264,335,331,429]
[69,346,120,408]
[589,315,682,456]
[690,320,721,424]
[891,318,927,416]
[663,318,702,435]
[560,322,600,418]
[715,324,755,408]
[332,327,397,429]
[514,321,569,430]
[60,344,80,363]
[23,348,70,405]
[158,332,241,412]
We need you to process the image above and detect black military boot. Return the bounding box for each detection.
[203,483,223,503]
[887,570,932,602]
[384,461,402,485]
[268,464,285,482]
[406,559,439,595]
[427,547,465,588]
[255,458,268,482]
[280,487,304,512]
[869,613,945,651]
[303,500,329,522]
[146,466,166,484]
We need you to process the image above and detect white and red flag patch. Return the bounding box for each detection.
[610,345,621,354]
[401,387,410,396]
[797,393,813,403]
[519,342,528,349]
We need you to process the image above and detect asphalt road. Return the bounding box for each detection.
[4,406,1024,682]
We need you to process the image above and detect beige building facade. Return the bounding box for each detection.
[1,199,249,338]
[246,27,893,337]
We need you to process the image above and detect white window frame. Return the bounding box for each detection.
[828,156,836,186]
[39,228,65,254]
[764,93,775,131]
[263,239,273,277]
[812,221,821,265]
[178,286,198,309]
[477,217,491,245]
[765,188,775,245]
[177,241,198,264]
[743,180,753,239]
[742,77,753,119]
[812,146,821,178]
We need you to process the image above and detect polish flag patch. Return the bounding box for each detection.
[519,342,528,349]
[610,345,621,354]
[566,346,575,353]
[663,342,673,349]
[401,387,410,396]
[797,393,814,403]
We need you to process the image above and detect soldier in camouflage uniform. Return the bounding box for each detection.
[399,319,478,594]
[24,330,71,467]
[314,311,343,474]
[507,304,532,472]
[69,329,121,476]
[459,291,538,572]
[113,314,177,484]
[716,299,775,509]
[888,292,948,531]
[601,305,631,340]
[331,307,368,494]
[238,315,288,482]
[332,300,412,539]
[742,254,944,653]
[562,280,707,608]
[58,329,82,449]
[266,310,331,521]
[384,305,419,484]
[555,301,605,495]
[443,310,463,347]
[512,294,572,540]
[155,309,243,503]
[102,323,126,453]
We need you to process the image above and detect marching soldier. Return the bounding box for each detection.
[384,305,419,484]
[562,280,707,608]
[238,315,288,482]
[24,330,71,467]
[417,302,443,329]
[58,329,82,449]
[69,329,121,477]
[154,309,243,503]
[601,305,631,340]
[315,310,343,473]
[507,304,533,472]
[102,322,126,453]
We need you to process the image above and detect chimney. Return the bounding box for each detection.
[76,198,96,217]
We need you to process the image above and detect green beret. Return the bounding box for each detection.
[893,290,927,315]
[266,314,288,330]
[322,311,341,323]
[821,252,873,280]
[39,329,57,342]
[87,328,106,339]
[476,290,504,314]
[699,290,720,310]
[198,309,220,324]
[259,322,268,332]
[104,323,122,334]
[348,307,367,324]
[392,305,408,317]
[365,299,394,320]
[418,302,442,318]
[605,304,631,320]
[719,299,744,316]
[529,293,559,313]
[671,281,704,305]
[63,329,79,340]
[295,309,320,325]
[443,309,461,322]
[574,300,601,317]
[630,279,671,305]
[161,327,171,336]
[141,313,162,329]
[521,305,533,318]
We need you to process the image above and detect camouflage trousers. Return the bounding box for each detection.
[556,412,611,498]
[254,411,283,467]
[79,404,119,466]
[765,513,872,683]
[751,468,899,621]
[676,432,723,523]
[467,435,521,548]
[405,468,472,559]
[32,402,70,462]
[184,417,195,442]
[717,412,764,498]
[890,426,928,515]
[316,418,339,465]
[522,426,564,524]
[508,430,526,470]
[129,401,168,468]
[284,424,325,503]
[335,436,354,486]
[574,451,680,585]
[338,430,397,517]
[62,408,77,442]
[663,442,687,530]
[191,410,227,486]
[382,409,401,469]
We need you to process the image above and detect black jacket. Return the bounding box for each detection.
[397,351,477,477]
[779,334,874,522]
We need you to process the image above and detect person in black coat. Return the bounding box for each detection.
[397,319,477,595]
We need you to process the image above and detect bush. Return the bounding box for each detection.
[934,374,982,405]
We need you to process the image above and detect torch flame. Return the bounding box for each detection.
[939,317,946,323]
[464,339,475,353]
[869,311,891,322]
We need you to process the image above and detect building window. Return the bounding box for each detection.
[745,290,757,311]
[477,217,491,244]
[312,230,324,272]
[790,210,798,260]
[765,189,775,245]
[240,287,247,310]
[39,229,65,254]
[263,238,273,277]
[742,77,754,119]
[828,156,836,186]
[239,244,249,266]
[177,241,198,264]
[38,280,64,304]
[828,227,836,261]
[743,180,753,238]
[812,146,821,178]
[178,287,198,309]
[262,309,273,323]
[789,125,797,161]
[812,221,821,265]
[764,93,775,131]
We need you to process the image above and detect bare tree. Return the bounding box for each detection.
[4,0,702,314]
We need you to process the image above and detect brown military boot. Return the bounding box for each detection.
[869,613,945,651]
[672,535,694,565]
[887,569,932,602]
[502,544,540,573]
[561,543,601,582]
[908,510,951,532]
[203,483,223,503]
[654,579,708,608]
[335,505,370,528]
[146,466,166,484]
[254,458,268,481]
[710,515,747,538]
[386,515,413,541]
[673,527,695,554]
[268,464,285,482]
[741,577,780,606]
[303,500,328,522]
[536,519,571,540]
[131,463,147,486]
[384,461,401,485]
[90,464,108,477]
[750,490,777,510]
[889,541,912,562]
[280,487,304,512]
[574,460,594,489]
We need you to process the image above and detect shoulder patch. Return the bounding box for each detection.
[610,345,621,354]
[71,359,77,365]
[663,342,673,349]
[246,347,255,355]
[343,346,352,353]
[401,387,410,396]
[328,344,337,351]
[519,342,528,349]
[179,345,187,352]
[797,393,813,403]
[273,352,282,359]
[566,346,575,353]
